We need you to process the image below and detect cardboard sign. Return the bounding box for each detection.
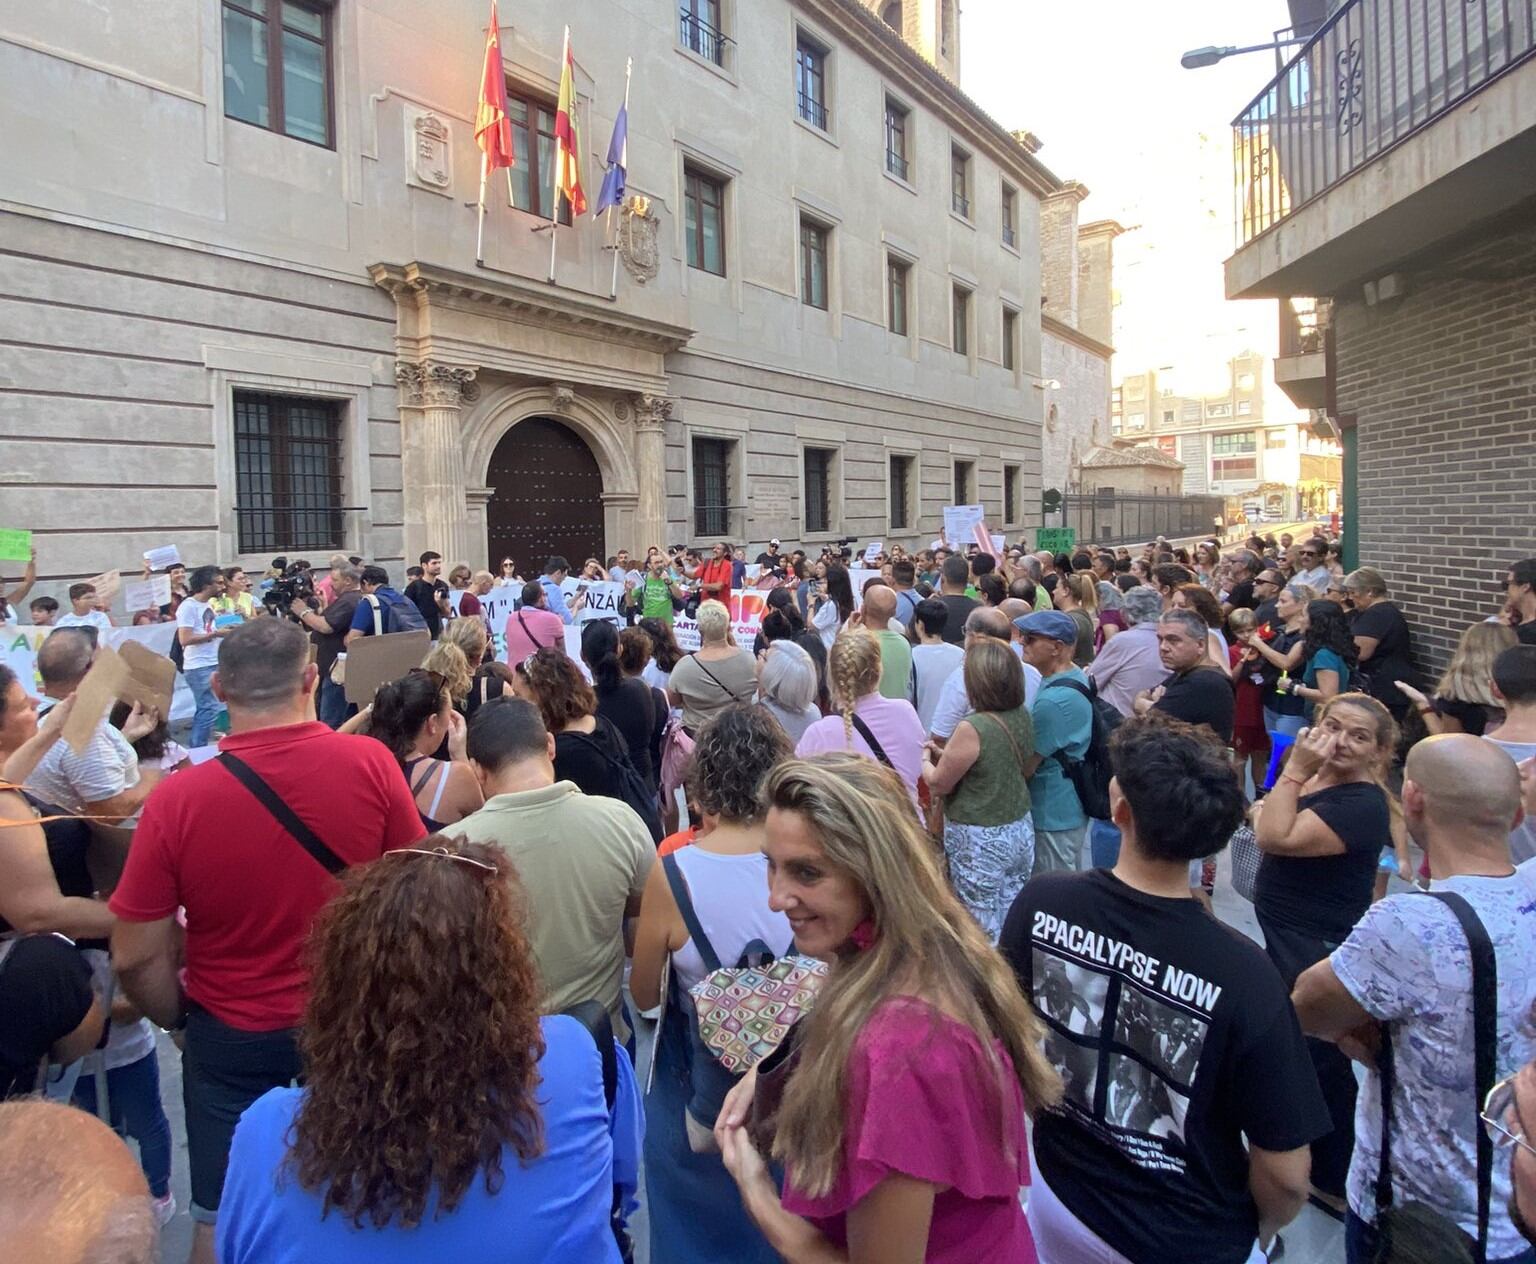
[1035,527,1077,553]
[116,639,177,719]
[62,644,131,755]
[0,529,31,562]
[123,574,173,612]
[85,569,121,602]
[143,545,182,571]
[343,629,430,704]
[942,505,985,547]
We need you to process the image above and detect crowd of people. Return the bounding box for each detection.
[2,528,1536,1264]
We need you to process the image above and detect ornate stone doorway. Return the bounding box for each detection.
[485,416,605,573]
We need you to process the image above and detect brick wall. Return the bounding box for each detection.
[1334,218,1536,676]
[1039,190,1081,327]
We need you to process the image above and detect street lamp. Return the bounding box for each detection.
[1180,36,1308,69]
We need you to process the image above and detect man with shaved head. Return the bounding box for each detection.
[1294,735,1536,1263]
[857,583,912,702]
[0,1099,156,1263]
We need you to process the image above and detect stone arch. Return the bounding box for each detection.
[461,383,639,563]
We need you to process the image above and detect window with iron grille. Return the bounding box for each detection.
[233,391,344,553]
[884,97,909,180]
[887,256,909,335]
[692,436,732,537]
[1002,307,1017,371]
[800,218,829,310]
[795,35,828,130]
[952,284,970,355]
[1003,464,1020,524]
[679,0,727,65]
[804,447,834,534]
[953,459,974,506]
[1001,183,1017,247]
[889,453,913,529]
[222,0,333,146]
[950,145,970,218]
[684,166,726,276]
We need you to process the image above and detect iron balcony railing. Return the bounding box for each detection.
[797,91,829,130]
[1232,0,1535,244]
[885,147,909,180]
[679,9,731,66]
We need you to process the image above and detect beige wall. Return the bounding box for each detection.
[0,0,1056,592]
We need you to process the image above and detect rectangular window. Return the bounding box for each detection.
[1003,464,1020,524]
[799,218,829,310]
[804,447,834,534]
[1211,456,1258,481]
[692,436,732,537]
[1266,429,1288,449]
[887,256,909,335]
[1212,431,1257,455]
[1001,307,1017,371]
[507,94,573,225]
[953,459,974,506]
[222,0,332,146]
[950,145,970,218]
[679,0,726,66]
[1162,409,1175,425]
[884,97,910,180]
[1001,183,1017,247]
[889,453,913,529]
[233,390,344,553]
[951,284,970,356]
[1110,416,1122,435]
[795,34,828,130]
[1128,412,1146,430]
[1237,399,1252,416]
[684,166,726,276]
[1207,402,1232,418]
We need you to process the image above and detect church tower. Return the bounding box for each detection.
[869,0,960,82]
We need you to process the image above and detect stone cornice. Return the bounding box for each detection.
[1042,313,1114,360]
[368,261,695,356]
[806,0,1064,199]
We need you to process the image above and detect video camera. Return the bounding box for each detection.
[261,562,316,619]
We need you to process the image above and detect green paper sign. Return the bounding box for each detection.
[1035,527,1076,553]
[0,529,32,562]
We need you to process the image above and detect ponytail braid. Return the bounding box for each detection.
[828,629,882,748]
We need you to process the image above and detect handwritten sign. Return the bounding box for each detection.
[143,545,183,571]
[1035,527,1077,553]
[85,569,121,602]
[0,529,31,562]
[124,574,173,612]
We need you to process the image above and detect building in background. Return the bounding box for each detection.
[1223,0,1535,668]
[1112,351,1341,520]
[0,0,1101,602]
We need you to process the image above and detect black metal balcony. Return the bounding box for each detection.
[679,9,730,66]
[1232,0,1535,245]
[797,91,828,130]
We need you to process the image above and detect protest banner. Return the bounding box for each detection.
[0,621,193,723]
[942,505,984,548]
[1036,526,1077,553]
[672,588,770,652]
[0,529,31,562]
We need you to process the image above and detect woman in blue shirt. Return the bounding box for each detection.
[1281,599,1358,717]
[217,838,640,1264]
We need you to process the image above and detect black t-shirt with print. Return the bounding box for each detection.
[0,935,94,1099]
[1350,601,1413,707]
[1255,780,1390,942]
[1154,667,1235,744]
[1001,870,1328,1263]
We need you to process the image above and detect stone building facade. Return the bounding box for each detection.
[0,0,1087,598]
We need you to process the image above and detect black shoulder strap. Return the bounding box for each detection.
[1377,890,1496,1262]
[1043,675,1093,700]
[560,1000,617,1112]
[217,752,347,876]
[662,852,721,973]
[516,609,548,650]
[849,713,895,769]
[689,654,733,696]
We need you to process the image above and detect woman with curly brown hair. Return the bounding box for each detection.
[216,836,640,1263]
[793,628,925,810]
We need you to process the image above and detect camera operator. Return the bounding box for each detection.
[290,564,362,728]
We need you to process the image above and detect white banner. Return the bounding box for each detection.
[672,589,771,653]
[1,621,194,722]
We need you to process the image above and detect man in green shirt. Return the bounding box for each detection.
[861,584,914,702]
[629,552,686,624]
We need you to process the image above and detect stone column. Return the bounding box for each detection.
[631,394,672,551]
[396,360,478,568]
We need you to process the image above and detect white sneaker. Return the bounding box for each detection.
[153,1193,176,1226]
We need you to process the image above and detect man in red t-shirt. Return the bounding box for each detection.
[110,618,423,1262]
[696,540,734,601]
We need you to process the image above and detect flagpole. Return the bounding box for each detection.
[548,24,569,285]
[608,59,632,300]
[476,151,490,262]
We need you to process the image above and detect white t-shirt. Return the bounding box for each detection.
[929,652,1042,740]
[1332,869,1536,1258]
[1483,736,1536,863]
[55,610,112,631]
[176,597,220,670]
[910,642,965,731]
[26,716,140,813]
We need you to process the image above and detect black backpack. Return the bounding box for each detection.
[1043,676,1120,822]
[559,1001,636,1264]
[562,723,663,843]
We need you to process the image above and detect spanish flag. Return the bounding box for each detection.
[554,27,587,217]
